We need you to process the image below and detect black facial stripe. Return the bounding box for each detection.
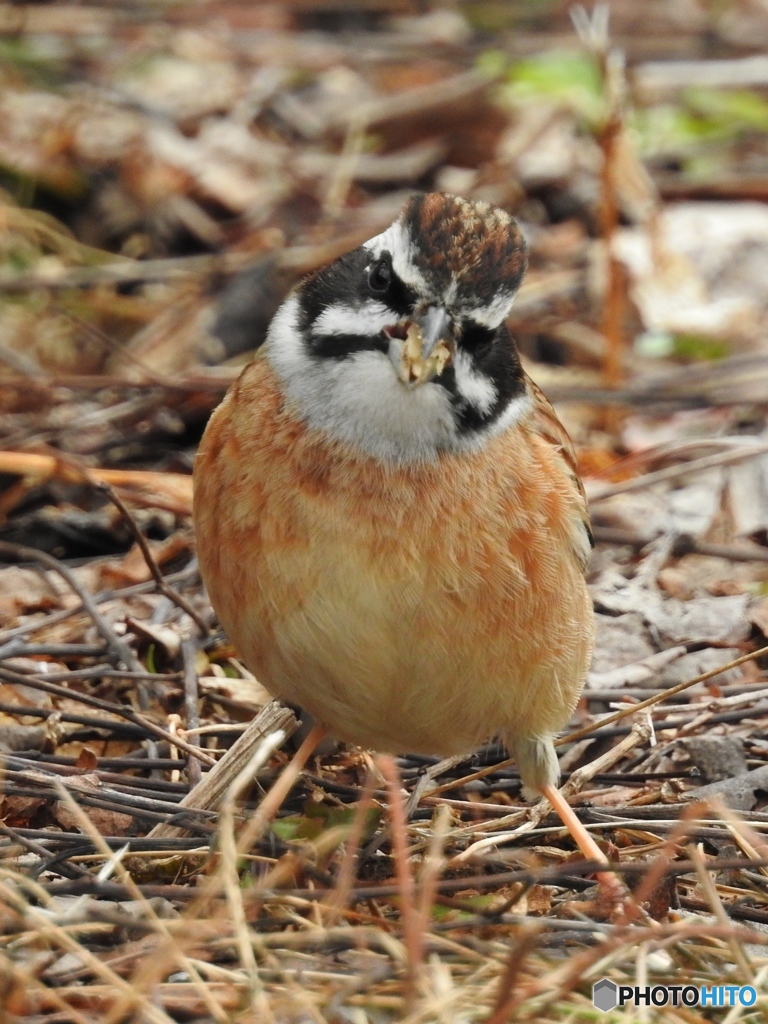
[298,249,369,332]
[436,324,527,434]
[297,246,418,360]
[310,333,389,360]
[457,321,496,353]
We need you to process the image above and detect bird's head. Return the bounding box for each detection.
[266,192,532,464]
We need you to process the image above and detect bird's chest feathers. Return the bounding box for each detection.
[226,363,525,578]
[205,360,541,650]
[195,357,591,754]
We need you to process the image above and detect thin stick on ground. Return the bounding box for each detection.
[562,643,768,746]
[148,701,298,840]
[97,481,209,636]
[429,643,768,798]
[182,637,203,786]
[215,738,285,1021]
[416,802,451,938]
[49,780,230,1024]
[0,539,140,670]
[688,842,755,985]
[0,874,176,1024]
[588,438,768,502]
[0,662,216,767]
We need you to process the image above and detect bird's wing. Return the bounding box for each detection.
[525,372,594,565]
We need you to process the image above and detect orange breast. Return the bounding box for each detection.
[193,355,593,756]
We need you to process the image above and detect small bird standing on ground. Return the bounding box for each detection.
[194,193,604,876]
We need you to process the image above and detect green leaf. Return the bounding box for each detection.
[145,644,157,674]
[272,802,380,844]
[635,331,730,362]
[686,87,768,132]
[670,334,730,361]
[503,50,605,125]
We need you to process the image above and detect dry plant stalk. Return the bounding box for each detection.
[572,4,628,434]
[147,701,298,840]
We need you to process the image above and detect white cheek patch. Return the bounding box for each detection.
[266,295,304,376]
[463,289,517,329]
[313,301,395,337]
[480,389,533,439]
[453,350,497,415]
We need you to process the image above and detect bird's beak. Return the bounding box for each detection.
[390,305,453,388]
[416,306,452,361]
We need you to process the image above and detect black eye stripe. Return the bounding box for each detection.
[298,247,418,343]
[310,332,390,360]
[459,321,496,350]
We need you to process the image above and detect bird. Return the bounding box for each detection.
[194,192,607,886]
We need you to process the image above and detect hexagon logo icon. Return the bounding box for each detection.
[593,978,618,1012]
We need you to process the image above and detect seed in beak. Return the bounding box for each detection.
[385,319,452,387]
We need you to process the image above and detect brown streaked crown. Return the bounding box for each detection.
[399,193,527,311]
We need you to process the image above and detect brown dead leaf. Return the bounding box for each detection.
[634,869,677,921]
[0,793,47,826]
[57,737,136,761]
[54,802,133,837]
[76,746,99,771]
[658,647,747,688]
[589,612,656,676]
[198,670,272,710]
[615,203,768,350]
[0,89,81,194]
[686,765,768,811]
[98,533,191,588]
[526,884,556,916]
[0,676,54,712]
[0,721,47,752]
[646,594,751,646]
[676,735,747,783]
[484,884,528,915]
[127,618,181,661]
[117,54,241,123]
[0,566,65,621]
[726,456,768,536]
[660,553,768,600]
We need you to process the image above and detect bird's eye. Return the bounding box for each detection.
[367,259,392,293]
